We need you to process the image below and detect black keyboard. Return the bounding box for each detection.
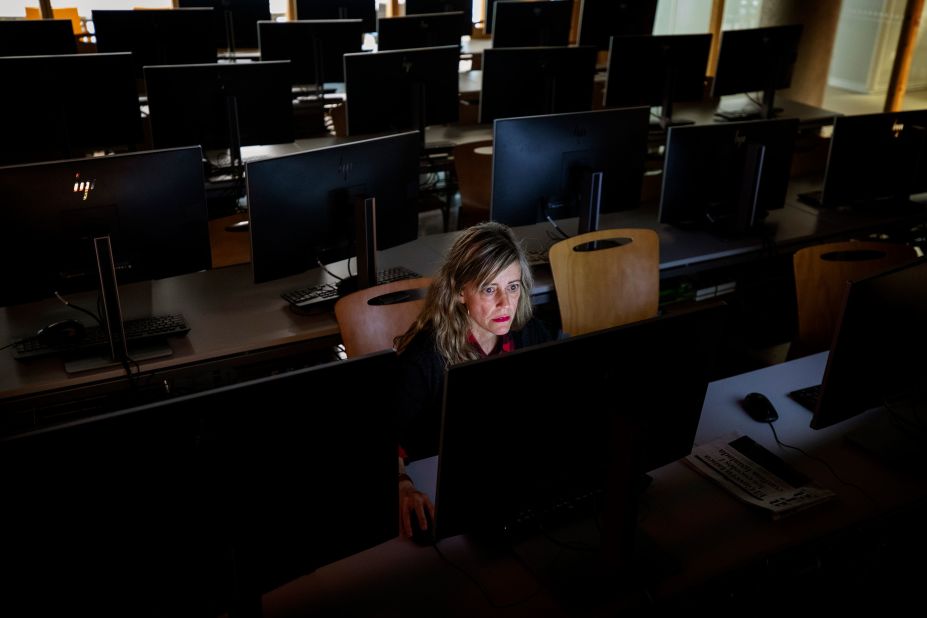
[281,266,422,311]
[12,314,190,361]
[788,383,822,413]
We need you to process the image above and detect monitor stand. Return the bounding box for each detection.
[844,397,927,477]
[64,342,172,374]
[64,236,173,374]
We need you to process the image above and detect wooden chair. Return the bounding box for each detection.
[452,139,493,229]
[25,7,83,35]
[548,228,659,336]
[791,239,918,358]
[334,277,432,357]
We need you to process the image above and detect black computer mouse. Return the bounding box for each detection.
[35,319,86,347]
[409,509,435,546]
[742,392,779,423]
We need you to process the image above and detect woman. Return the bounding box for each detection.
[393,221,553,539]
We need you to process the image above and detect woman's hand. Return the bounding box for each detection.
[398,476,435,539]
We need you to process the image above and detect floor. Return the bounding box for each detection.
[822,85,927,116]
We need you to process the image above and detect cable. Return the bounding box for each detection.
[54,291,102,327]
[545,215,570,240]
[766,421,879,507]
[316,258,344,282]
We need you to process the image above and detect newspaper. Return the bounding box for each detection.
[685,432,835,519]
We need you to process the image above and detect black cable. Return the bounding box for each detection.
[766,421,879,507]
[316,258,344,282]
[54,291,102,327]
[0,341,15,352]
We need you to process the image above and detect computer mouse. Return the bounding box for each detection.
[35,319,86,347]
[409,509,435,546]
[742,392,779,423]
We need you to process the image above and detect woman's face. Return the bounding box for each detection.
[459,261,522,342]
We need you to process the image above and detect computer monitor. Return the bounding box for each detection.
[0,52,143,167]
[798,258,926,431]
[658,117,799,236]
[710,24,804,121]
[491,107,650,230]
[0,18,76,55]
[405,0,473,36]
[295,0,378,33]
[177,0,271,50]
[490,0,573,48]
[144,60,295,170]
[814,110,927,212]
[343,45,460,139]
[376,12,463,51]
[433,301,727,542]
[479,46,599,124]
[483,0,501,34]
[246,131,420,289]
[91,8,217,80]
[0,349,398,616]
[258,19,365,91]
[605,33,711,129]
[577,0,658,51]
[0,146,211,309]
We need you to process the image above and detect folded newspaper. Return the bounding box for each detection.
[685,432,835,519]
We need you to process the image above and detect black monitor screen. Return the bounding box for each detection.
[246,131,420,284]
[0,53,142,167]
[577,0,658,51]
[177,0,271,50]
[295,0,377,33]
[434,302,727,541]
[0,18,76,55]
[490,0,573,48]
[258,19,365,87]
[405,0,473,36]
[0,147,211,308]
[810,258,926,430]
[145,61,295,152]
[484,0,501,34]
[710,24,803,119]
[659,117,799,236]
[376,12,463,51]
[491,107,650,227]
[92,8,217,79]
[0,350,398,616]
[820,110,927,211]
[605,33,711,127]
[480,46,598,124]
[344,45,460,137]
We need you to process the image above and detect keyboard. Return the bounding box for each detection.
[13,314,190,361]
[788,383,822,413]
[281,266,422,311]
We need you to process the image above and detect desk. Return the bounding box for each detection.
[4,193,922,433]
[260,353,927,615]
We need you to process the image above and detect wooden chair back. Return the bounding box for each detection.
[334,277,432,357]
[452,139,493,229]
[25,7,83,35]
[792,240,918,358]
[548,228,659,336]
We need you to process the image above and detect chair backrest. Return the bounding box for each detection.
[452,139,493,229]
[334,277,432,357]
[792,240,918,358]
[548,228,659,336]
[25,7,83,35]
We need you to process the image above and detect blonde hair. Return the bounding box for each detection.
[395,222,534,364]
